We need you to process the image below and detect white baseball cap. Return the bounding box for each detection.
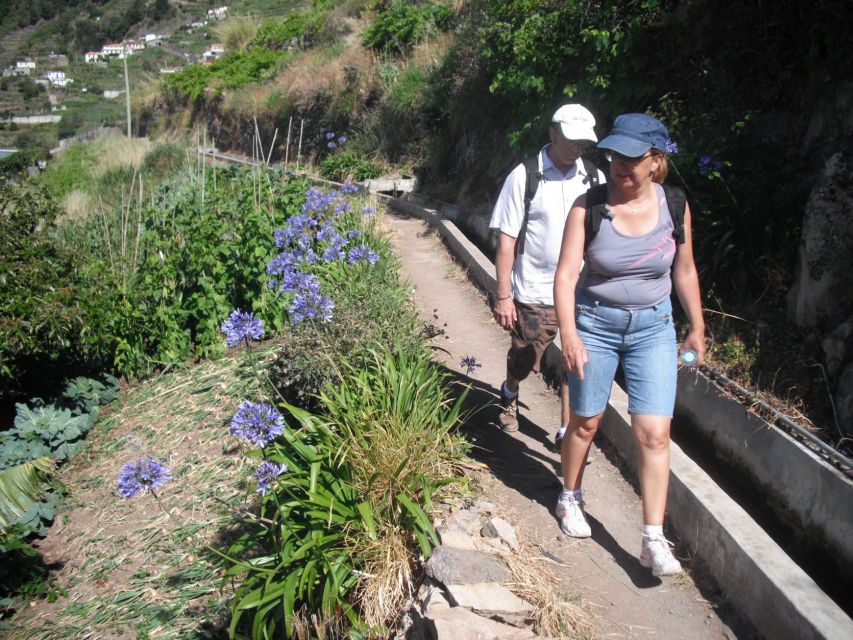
[551,104,598,142]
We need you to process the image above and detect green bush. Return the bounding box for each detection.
[319,151,382,181]
[251,13,311,50]
[269,220,420,407]
[227,347,468,637]
[0,182,99,401]
[165,48,289,102]
[362,2,455,54]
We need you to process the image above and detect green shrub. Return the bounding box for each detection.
[0,182,99,401]
[362,2,455,54]
[141,143,185,179]
[319,151,382,181]
[165,48,289,102]
[251,13,311,50]
[226,347,468,637]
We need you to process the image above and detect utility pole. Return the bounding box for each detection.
[123,54,131,138]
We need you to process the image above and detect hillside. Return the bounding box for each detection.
[3,0,851,450]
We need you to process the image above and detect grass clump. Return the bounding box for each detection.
[319,150,382,181]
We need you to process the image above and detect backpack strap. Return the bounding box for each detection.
[515,155,542,255]
[581,157,600,188]
[584,183,687,252]
[661,183,686,244]
[583,183,610,252]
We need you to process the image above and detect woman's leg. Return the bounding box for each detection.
[560,412,603,490]
[631,414,672,525]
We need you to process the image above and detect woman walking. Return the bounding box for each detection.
[552,113,705,576]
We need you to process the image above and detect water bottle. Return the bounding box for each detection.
[679,349,698,367]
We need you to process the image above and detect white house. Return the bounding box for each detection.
[202,44,225,61]
[102,43,126,58]
[144,34,163,46]
[207,6,228,19]
[84,51,102,63]
[125,40,145,52]
[16,59,36,74]
[44,70,73,87]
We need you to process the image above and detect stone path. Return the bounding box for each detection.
[385,210,755,639]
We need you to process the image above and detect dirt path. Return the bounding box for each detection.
[385,210,755,639]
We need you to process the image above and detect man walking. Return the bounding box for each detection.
[489,104,605,448]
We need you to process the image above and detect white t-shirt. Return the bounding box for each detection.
[489,146,605,305]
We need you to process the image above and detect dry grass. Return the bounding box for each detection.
[131,72,166,113]
[60,189,92,223]
[271,40,377,106]
[4,345,278,639]
[354,528,415,631]
[90,134,152,177]
[502,545,595,640]
[213,15,260,52]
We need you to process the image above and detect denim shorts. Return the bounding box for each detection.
[565,294,677,418]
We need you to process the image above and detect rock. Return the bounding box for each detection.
[481,517,520,552]
[821,313,853,379]
[444,582,535,617]
[424,606,536,639]
[472,500,497,515]
[446,508,483,536]
[426,546,512,585]
[835,362,853,437]
[788,149,853,329]
[437,527,479,551]
[419,579,451,615]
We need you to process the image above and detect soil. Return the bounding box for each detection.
[385,209,758,639]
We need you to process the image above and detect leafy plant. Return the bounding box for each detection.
[362,2,455,54]
[319,151,382,182]
[0,458,54,530]
[225,346,468,638]
[0,404,94,468]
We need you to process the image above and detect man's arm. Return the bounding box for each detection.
[493,232,517,330]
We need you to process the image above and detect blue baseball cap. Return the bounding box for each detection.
[597,113,669,157]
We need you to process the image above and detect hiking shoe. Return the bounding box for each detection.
[556,498,591,538]
[498,386,519,432]
[640,534,683,576]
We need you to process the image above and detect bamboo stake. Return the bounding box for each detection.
[266,127,278,166]
[297,118,304,169]
[284,116,292,167]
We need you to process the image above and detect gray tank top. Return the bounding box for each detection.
[580,183,675,309]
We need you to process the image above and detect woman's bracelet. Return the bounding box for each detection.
[495,293,512,301]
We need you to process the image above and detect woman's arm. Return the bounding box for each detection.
[555,195,589,378]
[671,202,707,364]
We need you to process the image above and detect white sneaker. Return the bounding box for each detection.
[556,498,591,538]
[640,534,682,576]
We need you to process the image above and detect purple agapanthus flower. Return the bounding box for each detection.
[698,155,723,176]
[221,310,265,347]
[361,206,376,215]
[326,131,335,140]
[327,141,336,149]
[290,291,335,324]
[230,401,285,448]
[665,138,679,154]
[459,356,482,376]
[340,181,359,194]
[117,457,173,498]
[348,245,379,264]
[256,460,288,495]
[337,135,348,144]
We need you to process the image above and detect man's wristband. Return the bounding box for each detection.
[495,293,512,301]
